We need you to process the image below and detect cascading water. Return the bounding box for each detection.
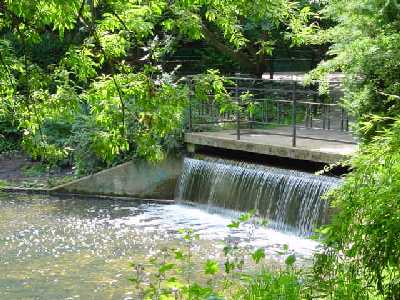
[175,157,340,236]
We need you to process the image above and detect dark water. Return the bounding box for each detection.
[176,158,339,235]
[0,193,317,299]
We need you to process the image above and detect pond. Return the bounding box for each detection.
[0,193,318,299]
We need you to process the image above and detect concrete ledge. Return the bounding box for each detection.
[52,157,183,199]
[185,131,356,164]
[50,192,175,205]
[0,187,50,194]
[0,187,175,204]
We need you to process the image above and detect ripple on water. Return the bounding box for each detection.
[0,194,318,299]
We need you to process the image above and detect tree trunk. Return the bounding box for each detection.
[202,24,266,77]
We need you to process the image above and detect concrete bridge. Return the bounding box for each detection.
[185,128,357,164]
[185,76,358,164]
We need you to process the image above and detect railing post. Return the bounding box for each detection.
[327,105,331,130]
[292,81,297,147]
[235,83,241,140]
[188,80,193,132]
[341,107,344,131]
[270,58,274,79]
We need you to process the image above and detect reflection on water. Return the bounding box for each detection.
[0,193,318,299]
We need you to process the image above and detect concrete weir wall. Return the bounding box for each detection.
[53,157,183,200]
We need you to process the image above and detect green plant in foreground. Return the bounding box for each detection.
[129,211,303,299]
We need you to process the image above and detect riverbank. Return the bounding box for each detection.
[0,152,75,189]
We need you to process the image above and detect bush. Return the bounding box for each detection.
[314,119,400,299]
[0,115,20,154]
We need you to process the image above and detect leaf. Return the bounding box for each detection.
[223,246,231,256]
[159,263,176,274]
[175,250,184,260]
[251,248,266,264]
[204,259,219,275]
[285,255,296,267]
[227,220,240,229]
[224,261,235,274]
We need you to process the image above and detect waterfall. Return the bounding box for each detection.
[175,158,340,236]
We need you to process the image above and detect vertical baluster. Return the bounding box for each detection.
[292,81,297,147]
[305,106,309,128]
[341,107,344,131]
[277,102,281,124]
[328,105,331,130]
[188,80,193,132]
[235,84,240,140]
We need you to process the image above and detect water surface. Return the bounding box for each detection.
[0,193,317,299]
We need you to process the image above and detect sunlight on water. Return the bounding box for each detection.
[0,193,318,299]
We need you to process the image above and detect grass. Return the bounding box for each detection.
[0,179,9,188]
[236,269,303,300]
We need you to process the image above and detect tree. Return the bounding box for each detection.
[0,0,315,172]
[302,0,400,139]
[298,1,400,298]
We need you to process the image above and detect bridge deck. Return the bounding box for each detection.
[185,128,358,164]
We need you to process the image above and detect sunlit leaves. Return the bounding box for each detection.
[63,47,99,83]
[98,32,129,58]
[304,0,400,138]
[4,0,83,37]
[315,119,400,297]
[204,259,219,275]
[285,254,296,267]
[251,248,266,264]
[98,4,155,40]
[0,0,317,171]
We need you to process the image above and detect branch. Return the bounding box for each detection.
[377,91,400,100]
[87,0,127,139]
[111,10,130,32]
[201,22,259,75]
[68,0,87,42]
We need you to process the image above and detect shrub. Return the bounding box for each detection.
[314,118,400,299]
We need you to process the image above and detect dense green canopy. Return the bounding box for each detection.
[304,0,400,138]
[0,0,314,172]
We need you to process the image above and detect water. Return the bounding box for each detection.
[0,157,337,298]
[0,193,317,299]
[176,158,340,235]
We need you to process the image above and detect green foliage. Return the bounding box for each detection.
[292,1,400,298]
[127,211,312,299]
[0,0,315,173]
[302,0,400,139]
[237,270,302,300]
[204,260,219,276]
[313,119,400,299]
[251,248,266,264]
[0,179,8,188]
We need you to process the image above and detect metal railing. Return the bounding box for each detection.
[187,76,355,147]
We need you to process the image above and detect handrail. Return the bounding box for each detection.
[186,76,352,146]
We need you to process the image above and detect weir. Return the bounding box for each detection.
[176,157,340,236]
